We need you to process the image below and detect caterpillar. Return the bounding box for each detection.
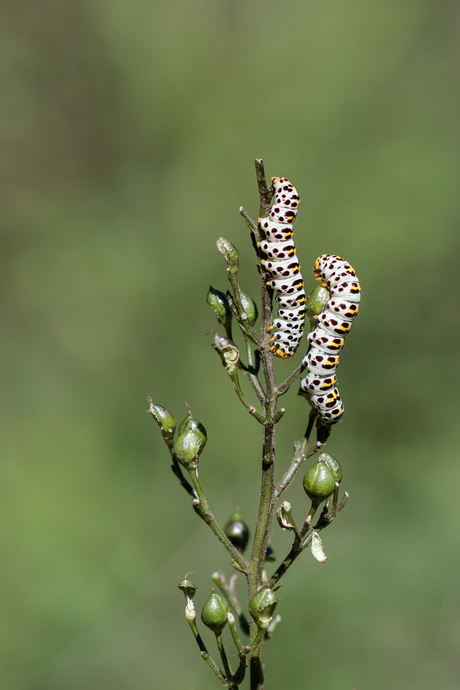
[258,176,306,358]
[300,254,361,424]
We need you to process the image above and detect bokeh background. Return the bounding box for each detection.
[2,0,460,688]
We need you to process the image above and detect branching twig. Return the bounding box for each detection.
[275,438,320,499]
[188,470,249,572]
[276,359,305,396]
[151,157,356,690]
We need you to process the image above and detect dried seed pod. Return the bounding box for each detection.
[276,501,297,532]
[249,588,279,630]
[210,332,240,377]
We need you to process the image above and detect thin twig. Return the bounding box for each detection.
[229,371,265,424]
[201,651,227,686]
[242,336,265,405]
[275,439,307,499]
[227,278,261,347]
[245,158,279,690]
[188,470,249,572]
[186,613,227,685]
[216,632,233,682]
[275,439,320,499]
[276,359,305,396]
[212,572,250,634]
[239,206,258,234]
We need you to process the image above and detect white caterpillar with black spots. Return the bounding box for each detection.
[258,177,306,358]
[300,254,361,424]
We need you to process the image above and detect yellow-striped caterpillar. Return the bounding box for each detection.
[300,254,361,424]
[258,177,306,358]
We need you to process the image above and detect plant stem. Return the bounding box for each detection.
[276,358,305,396]
[239,206,258,234]
[242,336,265,405]
[247,629,265,662]
[188,470,249,572]
[265,534,309,590]
[202,651,227,686]
[245,158,279,690]
[230,372,265,424]
[275,438,307,498]
[227,612,245,655]
[254,158,274,215]
[275,438,319,498]
[216,632,233,683]
[247,419,277,689]
[186,615,227,685]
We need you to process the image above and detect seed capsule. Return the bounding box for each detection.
[239,290,258,326]
[276,501,297,531]
[210,332,240,376]
[217,237,239,276]
[201,591,230,634]
[174,412,207,469]
[303,462,335,507]
[178,577,197,600]
[224,510,250,553]
[207,286,232,331]
[147,401,176,449]
[319,452,342,484]
[249,588,279,630]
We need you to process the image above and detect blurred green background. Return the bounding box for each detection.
[2,0,460,688]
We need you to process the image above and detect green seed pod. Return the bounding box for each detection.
[210,332,240,376]
[177,411,207,442]
[249,588,279,630]
[174,413,207,469]
[207,286,232,332]
[217,237,239,276]
[306,285,330,327]
[303,462,335,507]
[177,411,193,437]
[239,290,258,326]
[147,401,176,449]
[224,510,250,553]
[320,452,342,484]
[174,430,206,469]
[178,577,197,600]
[201,591,230,634]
